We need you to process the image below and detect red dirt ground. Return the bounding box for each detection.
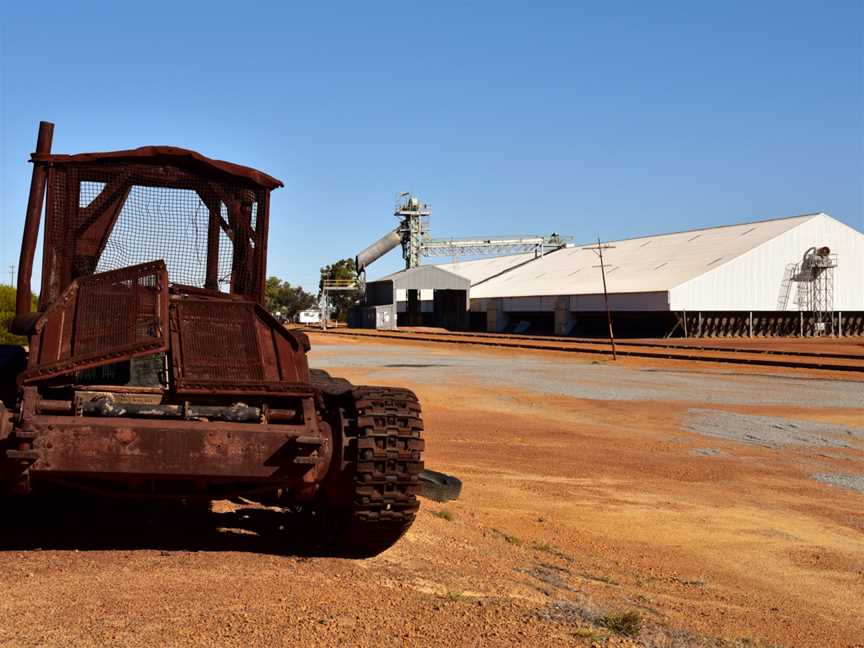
[311,334,863,646]
[0,334,860,647]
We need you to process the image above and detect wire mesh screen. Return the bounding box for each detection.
[75,262,165,356]
[45,163,266,303]
[174,299,264,383]
[93,184,235,289]
[23,261,169,384]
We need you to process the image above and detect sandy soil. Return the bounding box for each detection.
[0,334,862,647]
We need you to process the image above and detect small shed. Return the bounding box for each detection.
[362,266,470,329]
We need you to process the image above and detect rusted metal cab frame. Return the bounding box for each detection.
[3,122,333,500]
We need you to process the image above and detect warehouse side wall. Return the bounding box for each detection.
[470,291,668,313]
[670,215,864,311]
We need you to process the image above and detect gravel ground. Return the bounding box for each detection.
[812,473,864,494]
[691,448,726,457]
[312,343,864,408]
[682,409,864,449]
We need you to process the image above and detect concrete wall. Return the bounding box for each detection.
[470,291,668,313]
[570,292,668,311]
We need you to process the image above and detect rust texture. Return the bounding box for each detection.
[32,146,284,190]
[13,121,54,328]
[25,414,331,482]
[169,298,311,395]
[40,160,271,306]
[22,261,169,384]
[1,121,424,557]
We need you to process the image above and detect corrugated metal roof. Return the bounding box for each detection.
[471,213,821,299]
[434,252,538,285]
[369,265,470,290]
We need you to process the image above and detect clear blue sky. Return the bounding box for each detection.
[1,1,862,291]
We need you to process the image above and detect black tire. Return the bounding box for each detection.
[323,386,424,557]
[418,469,461,502]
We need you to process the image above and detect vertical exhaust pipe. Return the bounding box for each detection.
[14,120,54,330]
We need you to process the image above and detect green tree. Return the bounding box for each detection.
[264,277,317,322]
[319,257,359,322]
[0,285,37,346]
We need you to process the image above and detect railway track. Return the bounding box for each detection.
[375,329,864,360]
[311,328,864,374]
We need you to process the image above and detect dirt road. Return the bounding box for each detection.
[0,334,861,647]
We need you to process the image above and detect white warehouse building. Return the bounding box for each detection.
[423,212,864,337]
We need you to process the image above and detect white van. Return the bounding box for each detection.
[297,309,322,325]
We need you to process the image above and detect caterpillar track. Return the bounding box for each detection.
[321,385,425,557]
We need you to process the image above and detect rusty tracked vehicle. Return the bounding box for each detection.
[0,122,424,556]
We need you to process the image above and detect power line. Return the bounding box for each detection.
[583,238,617,360]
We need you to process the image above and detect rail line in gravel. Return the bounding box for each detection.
[312,328,864,374]
[393,329,864,360]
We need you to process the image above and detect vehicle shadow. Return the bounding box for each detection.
[0,492,334,557]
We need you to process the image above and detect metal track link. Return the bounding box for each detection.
[340,386,424,554]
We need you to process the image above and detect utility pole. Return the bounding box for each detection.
[584,238,617,360]
[8,265,14,287]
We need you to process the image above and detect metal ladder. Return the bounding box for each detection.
[776,262,797,311]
